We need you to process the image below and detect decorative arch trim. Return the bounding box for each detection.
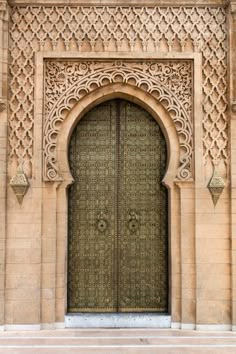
[43,59,193,181]
[56,83,180,188]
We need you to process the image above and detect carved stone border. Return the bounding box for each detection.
[34,51,203,327]
[34,52,202,183]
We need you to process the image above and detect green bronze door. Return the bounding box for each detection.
[67,99,168,313]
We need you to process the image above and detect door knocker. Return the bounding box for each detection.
[97,211,108,232]
[128,211,140,232]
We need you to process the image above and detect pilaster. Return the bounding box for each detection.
[0,0,9,326]
[229,0,236,331]
[175,181,196,329]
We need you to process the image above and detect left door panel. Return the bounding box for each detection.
[68,101,117,312]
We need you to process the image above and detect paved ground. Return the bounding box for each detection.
[0,328,236,353]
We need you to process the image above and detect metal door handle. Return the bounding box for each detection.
[97,211,108,232]
[128,211,139,232]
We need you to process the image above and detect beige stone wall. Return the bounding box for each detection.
[0,0,234,330]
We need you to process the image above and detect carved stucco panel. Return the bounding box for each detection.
[9,6,227,176]
[43,60,193,181]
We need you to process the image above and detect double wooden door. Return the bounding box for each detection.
[67,99,168,313]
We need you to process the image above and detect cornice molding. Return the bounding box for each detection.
[8,0,227,7]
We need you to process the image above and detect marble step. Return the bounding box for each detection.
[0,329,236,353]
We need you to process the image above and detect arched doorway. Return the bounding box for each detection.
[67,98,168,313]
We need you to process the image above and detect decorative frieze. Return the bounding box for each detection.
[9,6,227,176]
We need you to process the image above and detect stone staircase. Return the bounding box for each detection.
[0,329,236,353]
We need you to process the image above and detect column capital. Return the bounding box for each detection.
[230,1,236,13]
[0,98,6,112]
[0,2,7,20]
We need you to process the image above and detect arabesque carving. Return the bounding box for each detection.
[9,6,227,176]
[44,60,193,181]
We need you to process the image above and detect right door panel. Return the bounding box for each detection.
[118,100,168,312]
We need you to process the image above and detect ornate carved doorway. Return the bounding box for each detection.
[67,99,168,313]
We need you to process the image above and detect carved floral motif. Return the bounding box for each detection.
[44,60,193,181]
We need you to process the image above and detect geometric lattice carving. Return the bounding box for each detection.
[9,6,227,176]
[44,60,193,181]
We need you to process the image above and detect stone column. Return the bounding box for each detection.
[0,0,8,329]
[41,183,58,328]
[176,181,196,329]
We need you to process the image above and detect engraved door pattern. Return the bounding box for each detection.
[68,99,168,312]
